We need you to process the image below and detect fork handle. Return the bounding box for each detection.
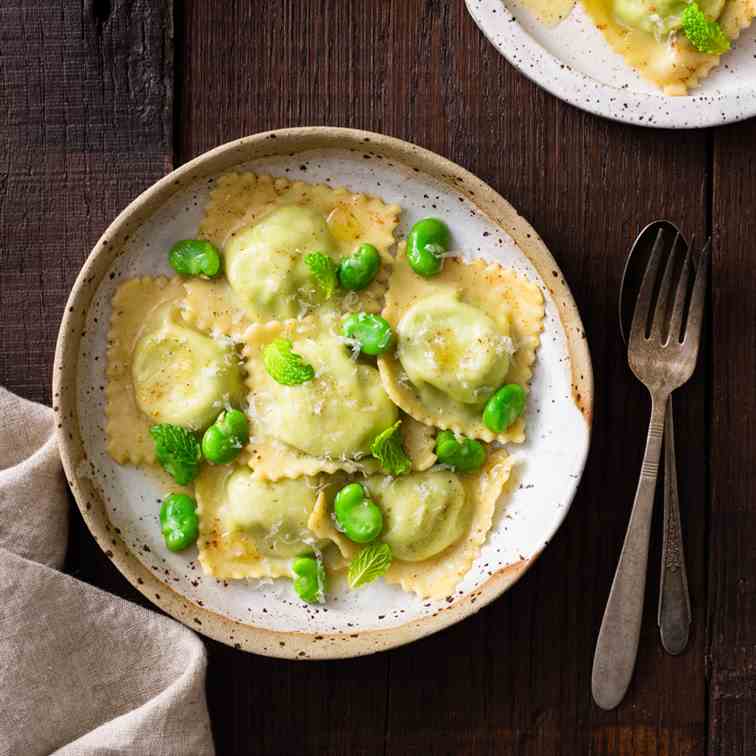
[658,395,691,654]
[592,395,667,710]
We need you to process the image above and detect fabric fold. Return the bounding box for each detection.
[0,388,215,756]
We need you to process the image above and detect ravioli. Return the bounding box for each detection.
[181,172,401,336]
[196,465,327,579]
[132,311,243,430]
[367,471,471,562]
[243,315,398,479]
[106,277,243,465]
[397,291,513,405]
[385,450,514,598]
[581,0,755,95]
[309,450,515,598]
[378,245,544,444]
[224,206,338,321]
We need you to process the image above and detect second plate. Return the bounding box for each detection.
[467,0,756,128]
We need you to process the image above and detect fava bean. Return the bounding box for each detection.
[482,384,526,433]
[201,409,249,465]
[341,313,394,356]
[434,430,487,472]
[334,482,384,544]
[292,554,327,604]
[338,243,381,290]
[406,218,449,277]
[159,493,199,552]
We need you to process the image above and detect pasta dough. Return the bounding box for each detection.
[379,245,544,443]
[181,172,401,336]
[397,291,513,406]
[223,205,338,321]
[385,450,514,599]
[106,277,242,465]
[581,0,755,95]
[196,465,327,579]
[365,471,471,562]
[132,307,243,430]
[308,450,515,599]
[243,315,397,479]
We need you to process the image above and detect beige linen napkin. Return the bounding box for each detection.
[0,388,215,756]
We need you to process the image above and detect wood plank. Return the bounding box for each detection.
[0,0,173,597]
[181,2,710,754]
[0,0,173,405]
[709,119,756,756]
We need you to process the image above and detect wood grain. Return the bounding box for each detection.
[3,0,754,753]
[0,0,173,405]
[709,118,756,756]
[0,0,173,594]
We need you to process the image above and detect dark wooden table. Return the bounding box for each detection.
[3,1,754,753]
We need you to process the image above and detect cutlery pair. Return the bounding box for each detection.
[592,223,710,710]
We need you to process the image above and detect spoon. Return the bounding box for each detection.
[619,220,692,656]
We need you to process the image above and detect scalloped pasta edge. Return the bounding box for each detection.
[581,0,755,96]
[384,449,514,599]
[242,317,386,481]
[200,172,402,257]
[196,464,327,580]
[105,277,187,465]
[183,172,401,335]
[179,278,251,341]
[378,246,544,444]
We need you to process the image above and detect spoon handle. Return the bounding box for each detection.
[658,395,691,654]
[592,397,666,710]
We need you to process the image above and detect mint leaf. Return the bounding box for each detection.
[149,424,202,485]
[370,421,411,476]
[262,339,316,385]
[304,251,338,300]
[682,2,730,55]
[348,542,392,589]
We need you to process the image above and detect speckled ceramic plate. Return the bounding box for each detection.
[54,128,592,659]
[466,0,756,128]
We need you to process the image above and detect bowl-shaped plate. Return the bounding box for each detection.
[54,127,592,659]
[466,0,756,129]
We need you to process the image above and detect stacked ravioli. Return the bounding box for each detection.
[106,173,544,600]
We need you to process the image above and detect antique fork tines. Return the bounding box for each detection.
[592,229,710,710]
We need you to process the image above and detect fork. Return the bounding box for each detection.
[592,230,710,710]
